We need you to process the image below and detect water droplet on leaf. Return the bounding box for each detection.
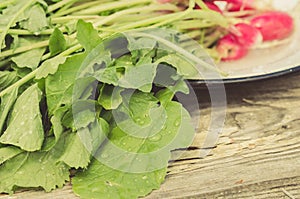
[101,153,109,158]
[174,117,182,127]
[149,134,162,142]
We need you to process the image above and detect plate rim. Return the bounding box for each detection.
[189,64,300,85]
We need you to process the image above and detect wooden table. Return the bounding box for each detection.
[1,71,300,198]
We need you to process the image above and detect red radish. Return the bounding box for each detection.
[250,11,294,41]
[216,34,248,61]
[205,0,254,11]
[230,23,262,47]
[195,1,223,14]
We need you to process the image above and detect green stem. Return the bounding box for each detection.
[48,0,79,13]
[202,31,223,48]
[52,1,74,15]
[174,20,215,30]
[0,0,36,51]
[182,29,203,40]
[106,13,162,24]
[60,43,82,56]
[41,52,51,61]
[223,10,256,18]
[194,0,208,9]
[74,0,152,15]
[94,4,179,27]
[0,69,37,98]
[52,0,111,17]
[51,15,104,24]
[40,43,82,61]
[95,10,193,37]
[0,28,58,35]
[0,40,49,58]
[188,0,196,9]
[108,12,181,32]
[198,29,206,45]
[184,10,228,27]
[143,9,191,30]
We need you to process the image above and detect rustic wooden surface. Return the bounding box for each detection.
[1,71,300,198]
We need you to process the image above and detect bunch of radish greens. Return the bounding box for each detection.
[0,0,295,198]
[0,0,224,198]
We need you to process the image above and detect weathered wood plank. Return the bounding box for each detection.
[1,71,300,198]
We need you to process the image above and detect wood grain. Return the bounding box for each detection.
[1,71,300,198]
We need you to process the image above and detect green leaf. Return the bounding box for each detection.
[98,85,124,110]
[155,89,175,108]
[118,61,156,92]
[0,88,18,133]
[126,31,221,78]
[35,55,67,79]
[77,33,162,92]
[108,100,195,156]
[87,45,112,69]
[59,118,109,169]
[49,28,67,56]
[11,47,46,69]
[113,91,166,139]
[126,36,157,64]
[59,99,98,132]
[11,37,46,69]
[0,138,70,194]
[0,146,23,165]
[72,77,98,103]
[61,110,74,130]
[156,53,200,79]
[76,43,113,84]
[99,100,195,172]
[72,94,195,199]
[51,107,67,141]
[19,4,48,33]
[89,118,110,153]
[72,159,166,199]
[111,34,159,92]
[76,19,102,52]
[154,65,189,95]
[45,53,86,115]
[59,131,91,169]
[72,100,97,129]
[0,71,19,91]
[0,0,36,49]
[153,64,180,87]
[42,106,68,151]
[12,66,32,79]
[92,66,119,86]
[0,84,44,152]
